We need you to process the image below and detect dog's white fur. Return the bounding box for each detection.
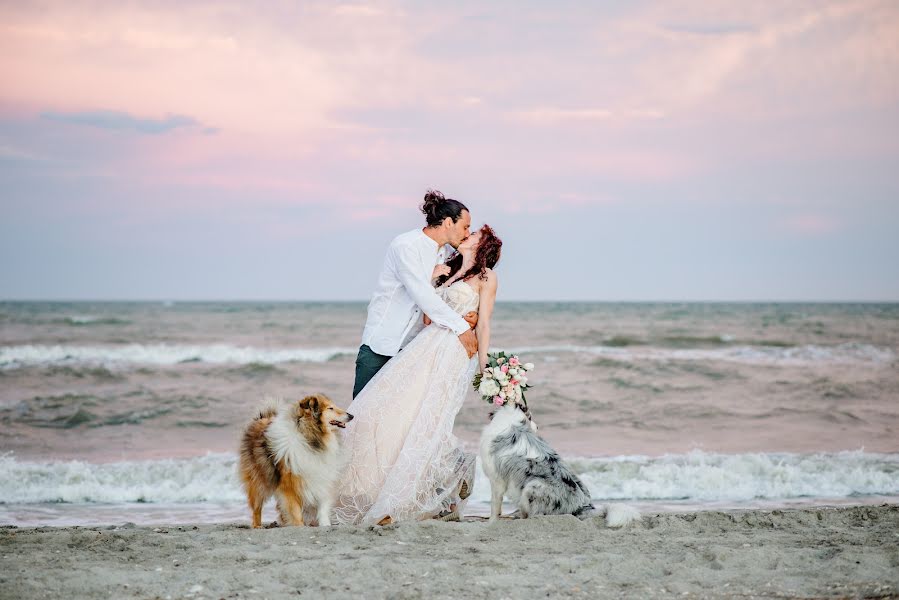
[264,400,347,526]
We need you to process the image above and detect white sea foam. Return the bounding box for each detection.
[2,450,897,506]
[1,341,892,370]
[565,450,899,502]
[512,342,895,366]
[67,315,100,324]
[0,453,246,505]
[0,344,357,369]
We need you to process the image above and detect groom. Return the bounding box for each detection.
[353,190,479,398]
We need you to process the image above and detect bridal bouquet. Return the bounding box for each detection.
[472,351,534,406]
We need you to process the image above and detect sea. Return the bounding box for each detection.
[1,301,898,526]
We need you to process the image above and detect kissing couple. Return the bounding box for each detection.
[332,190,503,526]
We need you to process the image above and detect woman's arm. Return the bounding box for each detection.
[475,270,498,370]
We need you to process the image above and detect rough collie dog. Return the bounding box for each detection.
[480,402,640,527]
[239,394,352,528]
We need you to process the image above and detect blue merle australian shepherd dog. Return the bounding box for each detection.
[479,401,640,527]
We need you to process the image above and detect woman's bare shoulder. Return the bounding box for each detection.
[482,268,498,288]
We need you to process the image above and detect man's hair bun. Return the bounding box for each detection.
[420,189,446,220]
[420,189,468,227]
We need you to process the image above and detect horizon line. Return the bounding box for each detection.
[2,297,898,304]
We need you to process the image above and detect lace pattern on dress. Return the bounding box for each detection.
[333,281,479,525]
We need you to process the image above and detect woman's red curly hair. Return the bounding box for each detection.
[436,224,502,286]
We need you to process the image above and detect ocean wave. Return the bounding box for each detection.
[0,453,246,504]
[1,341,892,370]
[0,344,357,369]
[61,316,131,326]
[578,334,806,349]
[567,450,899,501]
[2,450,897,506]
[512,342,895,365]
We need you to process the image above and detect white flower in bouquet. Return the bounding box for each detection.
[524,363,534,371]
[479,378,500,397]
[517,375,528,386]
[483,369,494,379]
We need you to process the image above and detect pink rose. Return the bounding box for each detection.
[493,396,505,405]
[509,357,520,366]
[511,380,519,386]
[500,364,509,373]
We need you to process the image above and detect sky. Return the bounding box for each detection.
[1,0,897,301]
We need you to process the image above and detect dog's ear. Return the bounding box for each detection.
[298,395,321,419]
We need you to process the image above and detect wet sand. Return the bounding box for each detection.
[3,505,897,599]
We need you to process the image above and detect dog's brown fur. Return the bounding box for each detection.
[239,394,352,528]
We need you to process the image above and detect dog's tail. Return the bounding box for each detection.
[254,396,282,421]
[598,503,642,528]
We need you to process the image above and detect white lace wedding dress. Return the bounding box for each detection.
[333,280,479,526]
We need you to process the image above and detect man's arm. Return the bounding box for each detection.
[393,244,470,335]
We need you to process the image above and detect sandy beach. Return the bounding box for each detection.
[3,505,897,600]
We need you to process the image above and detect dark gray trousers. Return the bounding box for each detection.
[353,344,392,398]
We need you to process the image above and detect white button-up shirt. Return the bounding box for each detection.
[361,228,470,356]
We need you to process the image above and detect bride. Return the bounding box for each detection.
[333,224,502,526]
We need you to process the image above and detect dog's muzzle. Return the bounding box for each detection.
[330,413,354,429]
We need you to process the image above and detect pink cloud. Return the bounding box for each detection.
[511,107,665,125]
[592,1,899,127]
[0,4,345,136]
[1,0,896,220]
